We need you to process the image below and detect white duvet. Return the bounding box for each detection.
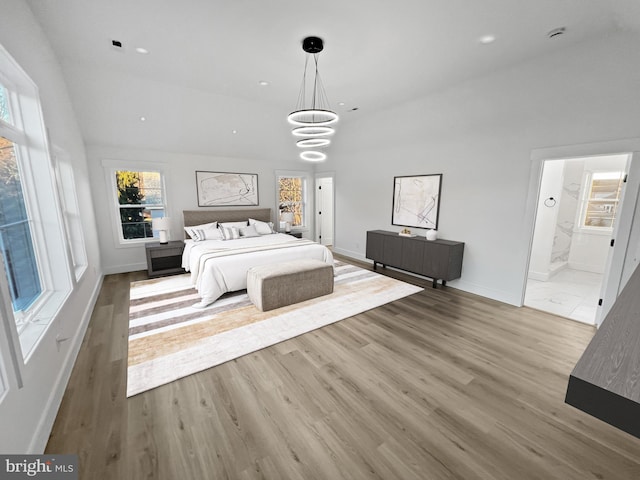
[182,233,334,307]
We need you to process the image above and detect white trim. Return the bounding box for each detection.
[52,145,88,283]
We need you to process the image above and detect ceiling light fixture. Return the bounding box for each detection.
[300,151,327,162]
[291,125,335,137]
[297,138,331,148]
[288,36,338,161]
[135,47,149,54]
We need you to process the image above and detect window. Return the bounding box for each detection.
[581,171,624,230]
[0,137,41,313]
[106,165,166,243]
[0,44,73,358]
[277,172,308,229]
[0,83,9,122]
[53,147,87,281]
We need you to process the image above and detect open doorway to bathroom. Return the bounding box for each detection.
[525,154,629,325]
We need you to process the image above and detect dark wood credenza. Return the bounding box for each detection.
[366,230,464,287]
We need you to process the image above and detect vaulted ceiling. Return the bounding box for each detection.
[27,0,640,161]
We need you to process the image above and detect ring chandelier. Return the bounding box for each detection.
[288,36,338,162]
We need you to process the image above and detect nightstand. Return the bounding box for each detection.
[145,241,185,278]
[285,231,303,238]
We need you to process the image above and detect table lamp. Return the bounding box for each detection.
[152,217,170,244]
[281,212,294,233]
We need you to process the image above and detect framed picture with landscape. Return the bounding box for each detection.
[392,174,442,230]
[195,171,259,207]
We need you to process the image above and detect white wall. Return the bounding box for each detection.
[551,160,582,268]
[86,145,313,273]
[0,3,103,452]
[529,161,564,280]
[325,30,640,305]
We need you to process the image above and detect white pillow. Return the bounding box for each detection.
[219,226,241,240]
[240,224,260,238]
[248,218,275,235]
[184,221,217,239]
[192,227,222,241]
[219,221,248,229]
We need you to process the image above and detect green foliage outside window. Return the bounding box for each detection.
[115,170,164,239]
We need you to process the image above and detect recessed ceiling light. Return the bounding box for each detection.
[139,116,146,121]
[547,27,566,39]
[135,47,149,54]
[258,80,269,86]
[232,129,238,134]
[338,102,345,106]
[478,35,496,45]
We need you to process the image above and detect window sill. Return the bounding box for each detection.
[114,238,163,249]
[18,290,69,362]
[574,227,614,236]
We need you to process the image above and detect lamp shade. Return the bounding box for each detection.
[280,212,294,224]
[151,217,170,231]
[152,217,170,244]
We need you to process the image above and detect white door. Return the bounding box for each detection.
[315,176,334,246]
[596,153,640,326]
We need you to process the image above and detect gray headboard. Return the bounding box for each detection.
[183,208,272,237]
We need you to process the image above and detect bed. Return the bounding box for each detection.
[181,208,334,307]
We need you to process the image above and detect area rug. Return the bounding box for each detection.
[126,260,422,396]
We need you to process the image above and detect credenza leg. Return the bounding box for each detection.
[432,279,437,288]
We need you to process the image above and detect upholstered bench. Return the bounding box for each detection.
[246,259,334,311]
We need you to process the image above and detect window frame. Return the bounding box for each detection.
[0,44,73,360]
[52,146,88,282]
[102,159,168,247]
[578,170,624,233]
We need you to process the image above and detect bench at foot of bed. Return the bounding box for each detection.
[246,259,334,312]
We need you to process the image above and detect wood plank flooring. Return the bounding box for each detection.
[46,258,640,479]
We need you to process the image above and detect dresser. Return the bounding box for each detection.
[365,230,464,287]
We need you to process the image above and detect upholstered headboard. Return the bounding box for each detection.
[183,208,272,238]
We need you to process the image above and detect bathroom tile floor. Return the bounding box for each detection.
[524,268,602,325]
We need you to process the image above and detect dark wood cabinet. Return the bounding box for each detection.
[366,230,464,287]
[145,241,185,278]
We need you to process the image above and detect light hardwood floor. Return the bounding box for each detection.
[46,258,640,479]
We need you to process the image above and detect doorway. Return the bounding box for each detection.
[525,154,629,325]
[315,174,334,246]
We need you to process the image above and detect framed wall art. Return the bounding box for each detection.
[392,174,442,229]
[195,171,259,207]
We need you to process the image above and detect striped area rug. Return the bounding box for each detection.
[127,260,422,396]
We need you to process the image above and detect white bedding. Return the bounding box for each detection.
[182,233,334,307]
